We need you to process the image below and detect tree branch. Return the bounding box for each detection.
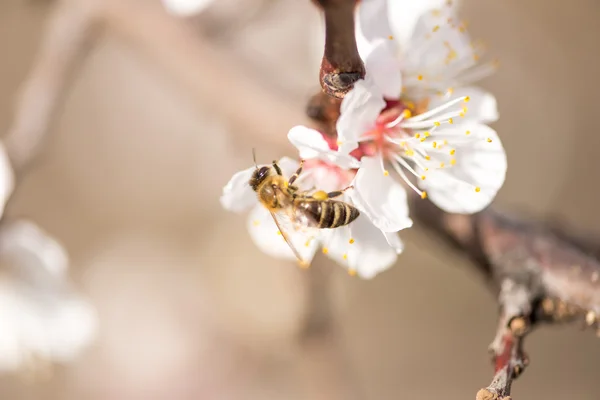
[307,94,600,399]
[312,0,364,98]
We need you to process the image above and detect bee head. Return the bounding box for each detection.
[249,166,271,191]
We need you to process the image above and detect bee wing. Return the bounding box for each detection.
[268,210,311,266]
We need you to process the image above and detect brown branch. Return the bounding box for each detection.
[95,0,305,150]
[4,0,99,175]
[307,95,600,399]
[312,0,364,98]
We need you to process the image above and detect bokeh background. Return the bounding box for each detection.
[0,0,599,399]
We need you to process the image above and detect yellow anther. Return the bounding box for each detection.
[421,175,427,180]
[415,133,421,139]
[434,122,441,127]
[400,141,407,147]
[401,85,407,94]
[388,35,394,40]
[450,149,456,155]
[425,155,431,161]
[487,138,493,143]
[418,74,424,81]
[424,167,429,172]
[298,260,310,269]
[424,131,431,137]
[433,25,440,32]
[383,170,389,176]
[343,254,348,260]
[277,230,282,235]
[466,130,471,135]
[473,54,479,61]
[348,269,357,277]
[440,162,445,168]
[444,139,448,145]
[349,238,355,244]
[459,112,466,118]
[448,118,454,124]
[405,149,415,157]
[450,158,457,165]
[421,191,428,199]
[432,141,437,148]
[405,101,415,110]
[420,137,426,142]
[313,190,328,200]
[337,140,343,146]
[462,106,468,113]
[464,96,471,103]
[403,109,412,118]
[322,247,329,254]
[253,220,260,226]
[475,187,481,193]
[431,9,441,16]
[447,87,454,95]
[305,238,313,247]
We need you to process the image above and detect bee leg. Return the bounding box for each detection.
[326,185,354,199]
[272,160,283,176]
[287,159,305,185]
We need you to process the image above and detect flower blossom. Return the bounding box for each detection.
[161,0,215,16]
[331,0,507,214]
[220,127,411,279]
[0,220,97,372]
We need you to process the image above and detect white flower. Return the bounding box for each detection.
[337,78,506,214]
[161,0,215,16]
[0,220,97,372]
[334,0,506,214]
[220,128,411,278]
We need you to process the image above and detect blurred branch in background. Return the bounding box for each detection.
[3,0,359,397]
[4,0,98,175]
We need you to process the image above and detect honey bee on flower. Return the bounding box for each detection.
[221,127,410,279]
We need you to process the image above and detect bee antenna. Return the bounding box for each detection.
[252,148,258,169]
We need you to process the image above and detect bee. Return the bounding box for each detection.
[249,150,360,263]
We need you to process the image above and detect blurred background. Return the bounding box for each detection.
[0,0,599,399]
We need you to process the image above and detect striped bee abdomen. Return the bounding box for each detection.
[296,200,360,229]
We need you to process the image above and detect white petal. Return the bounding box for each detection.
[0,220,69,278]
[287,126,360,169]
[322,217,399,279]
[336,79,386,155]
[364,40,402,100]
[401,3,475,76]
[429,86,498,124]
[220,166,259,213]
[419,123,507,214]
[277,156,302,177]
[349,157,413,232]
[356,0,393,46]
[246,205,319,264]
[383,231,404,254]
[161,0,215,16]
[388,0,451,50]
[0,143,15,220]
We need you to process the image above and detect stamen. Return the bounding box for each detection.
[322,247,329,254]
[349,238,355,244]
[253,220,260,226]
[379,152,389,176]
[405,96,468,122]
[348,269,357,276]
[390,158,426,198]
[475,187,481,192]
